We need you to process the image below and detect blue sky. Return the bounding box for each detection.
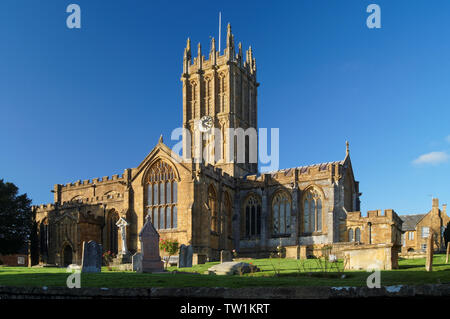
[0,0,449,215]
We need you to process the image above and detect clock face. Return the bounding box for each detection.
[198,115,213,132]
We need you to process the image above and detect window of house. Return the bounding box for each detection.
[145,160,178,230]
[408,232,414,240]
[421,244,427,251]
[422,227,429,238]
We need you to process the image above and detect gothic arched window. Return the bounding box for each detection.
[145,160,178,230]
[355,227,361,242]
[272,192,291,236]
[208,185,218,233]
[106,210,119,254]
[348,228,354,242]
[302,188,323,234]
[223,192,233,237]
[242,194,261,238]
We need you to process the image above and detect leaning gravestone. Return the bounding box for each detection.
[139,216,164,273]
[81,240,102,273]
[220,250,233,263]
[132,252,142,272]
[425,233,434,272]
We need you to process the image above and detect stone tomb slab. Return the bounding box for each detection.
[207,262,260,275]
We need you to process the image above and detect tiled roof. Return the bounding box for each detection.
[399,214,426,231]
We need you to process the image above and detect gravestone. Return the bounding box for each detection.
[426,233,434,272]
[81,240,102,273]
[193,253,207,265]
[138,216,164,273]
[178,244,193,268]
[446,242,450,264]
[220,250,233,263]
[115,217,131,263]
[132,252,142,272]
[178,244,187,268]
[186,245,193,267]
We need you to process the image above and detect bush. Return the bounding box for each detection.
[102,251,116,266]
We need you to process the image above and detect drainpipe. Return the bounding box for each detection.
[368,222,372,244]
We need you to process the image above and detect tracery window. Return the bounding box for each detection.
[272,192,291,236]
[242,194,261,238]
[145,160,178,230]
[208,186,218,233]
[223,192,233,237]
[302,188,323,233]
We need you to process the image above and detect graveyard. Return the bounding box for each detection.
[1,254,450,289]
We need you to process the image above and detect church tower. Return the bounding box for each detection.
[181,24,259,177]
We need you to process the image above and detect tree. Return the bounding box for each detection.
[159,238,179,269]
[0,179,32,255]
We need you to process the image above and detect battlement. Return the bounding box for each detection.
[348,209,400,223]
[34,192,124,214]
[60,173,125,190]
[182,24,256,77]
[198,163,235,184]
[33,203,56,213]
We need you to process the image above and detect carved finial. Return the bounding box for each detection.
[159,134,163,144]
[346,141,350,156]
[210,37,216,52]
[186,38,191,51]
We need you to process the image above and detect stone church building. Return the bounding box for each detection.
[32,25,362,266]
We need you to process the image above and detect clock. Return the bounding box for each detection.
[197,115,213,132]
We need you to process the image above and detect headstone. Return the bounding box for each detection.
[193,253,207,265]
[138,216,164,273]
[426,233,434,272]
[186,245,193,267]
[178,244,187,268]
[220,250,233,263]
[132,252,142,272]
[178,244,193,268]
[81,240,102,273]
[446,242,450,264]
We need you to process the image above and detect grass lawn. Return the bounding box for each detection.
[0,254,449,288]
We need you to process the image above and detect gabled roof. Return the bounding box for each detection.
[399,214,426,231]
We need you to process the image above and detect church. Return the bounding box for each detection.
[32,25,362,266]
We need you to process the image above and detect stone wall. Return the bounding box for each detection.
[1,284,450,299]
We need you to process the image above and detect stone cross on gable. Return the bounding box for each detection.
[116,217,129,255]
